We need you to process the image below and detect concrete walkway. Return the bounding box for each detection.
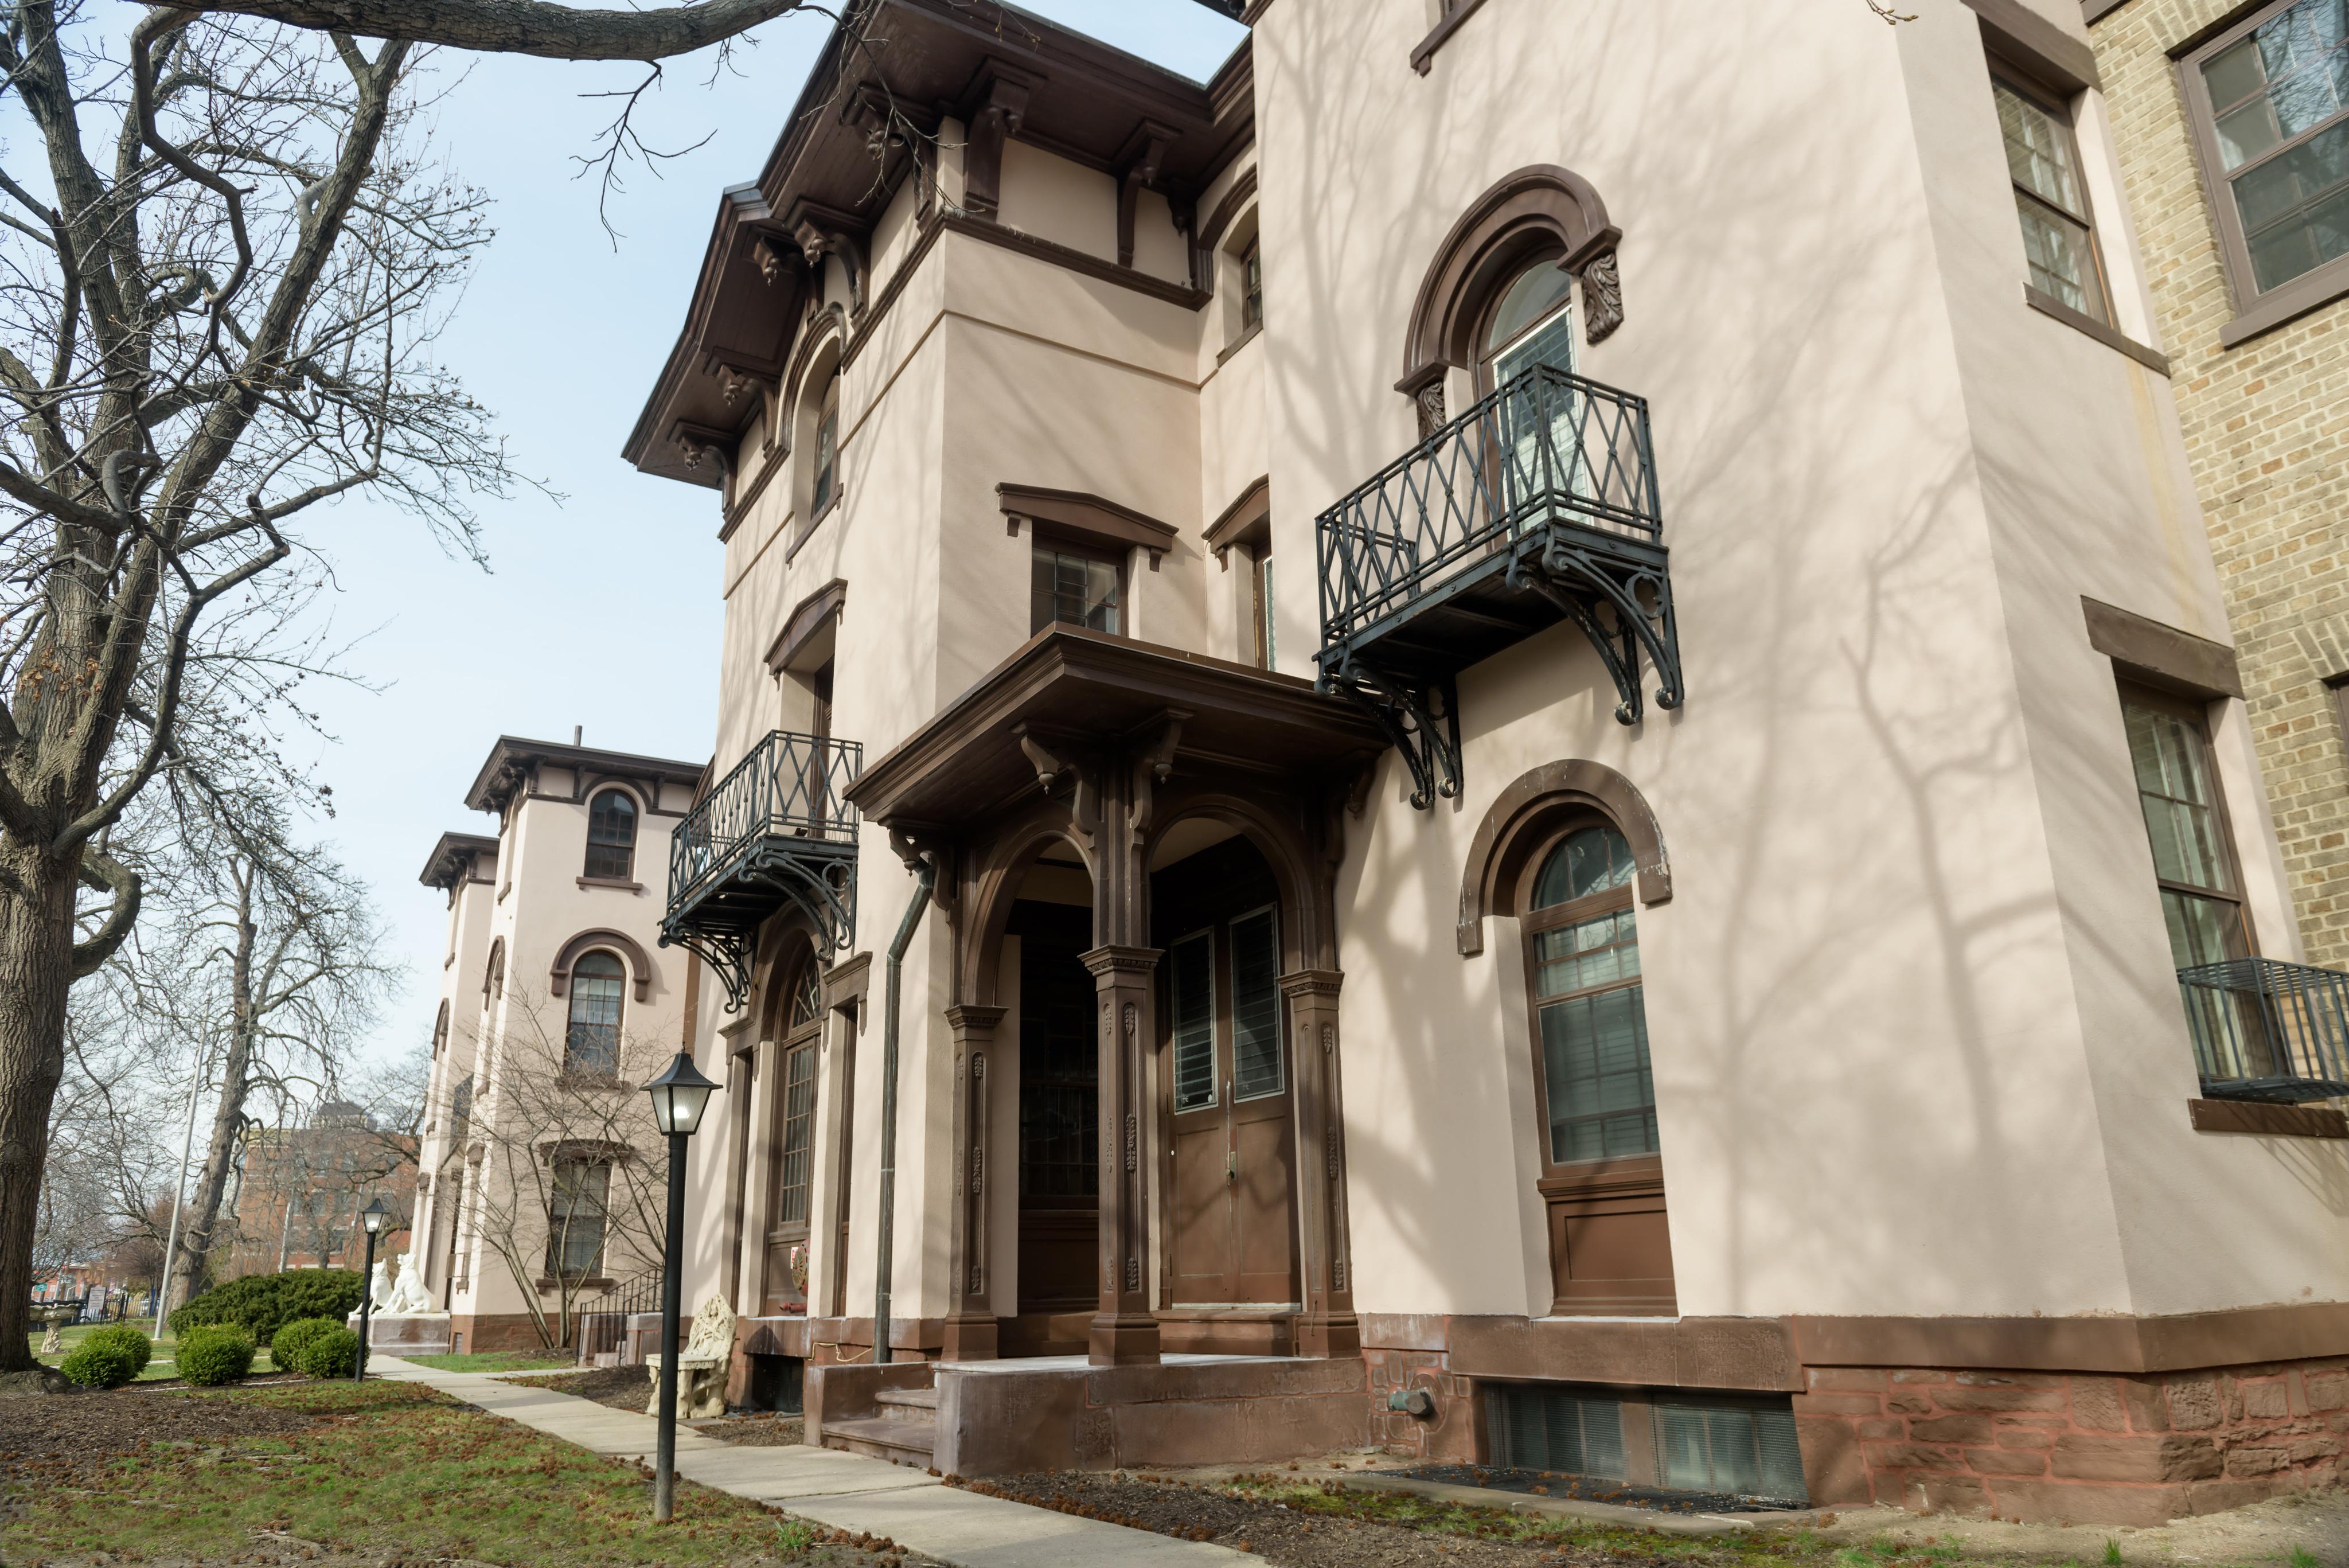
[370,1356,1255,1567]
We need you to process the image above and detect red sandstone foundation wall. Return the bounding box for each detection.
[1794,1362,2348,1526]
[446,1313,557,1355]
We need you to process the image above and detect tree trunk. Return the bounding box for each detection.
[173,870,258,1305]
[0,841,81,1374]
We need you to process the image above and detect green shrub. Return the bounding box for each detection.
[170,1268,363,1343]
[293,1325,360,1379]
[58,1337,139,1390]
[269,1315,344,1372]
[84,1323,154,1375]
[177,1324,256,1386]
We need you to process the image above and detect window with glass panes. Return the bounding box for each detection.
[771,965,821,1231]
[545,1158,610,1276]
[810,372,841,517]
[585,789,637,880]
[1242,239,1264,330]
[2121,685,2251,970]
[1524,824,1657,1165]
[564,951,626,1077]
[1031,543,1122,635]
[2188,0,2349,299]
[1995,76,2109,323]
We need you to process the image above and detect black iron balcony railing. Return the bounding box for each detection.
[660,729,861,1010]
[2178,957,2349,1103]
[1314,364,1683,809]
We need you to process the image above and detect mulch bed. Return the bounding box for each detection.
[700,1413,806,1448]
[0,1384,320,1460]
[1395,1462,1797,1515]
[500,1365,649,1414]
[951,1471,1636,1568]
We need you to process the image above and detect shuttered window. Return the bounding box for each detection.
[1231,906,1283,1101]
[1486,1383,1628,1481]
[1170,931,1218,1111]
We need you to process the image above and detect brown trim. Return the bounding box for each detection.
[1964,0,2101,92]
[2082,0,2131,23]
[419,832,500,892]
[1792,1300,2349,1373]
[766,578,849,677]
[1204,476,1272,564]
[1446,1313,1802,1391]
[574,876,645,894]
[549,929,655,1004]
[1197,166,1259,254]
[998,484,1181,565]
[720,442,786,541]
[2082,597,2245,700]
[1400,165,1619,396]
[1410,0,1497,76]
[841,209,949,376]
[2025,285,2171,373]
[2216,254,2349,346]
[939,213,1208,311]
[1215,318,1263,366]
[2189,1098,2349,1138]
[1458,759,1671,957]
[824,950,873,1020]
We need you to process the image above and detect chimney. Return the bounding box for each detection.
[573,726,583,747]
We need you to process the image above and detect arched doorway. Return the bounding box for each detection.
[1003,841,1101,1356]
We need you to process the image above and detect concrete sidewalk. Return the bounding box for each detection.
[370,1356,1255,1567]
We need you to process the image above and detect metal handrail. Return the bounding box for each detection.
[667,730,863,918]
[2178,957,2349,1103]
[1316,363,1661,654]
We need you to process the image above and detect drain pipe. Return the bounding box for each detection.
[872,849,935,1366]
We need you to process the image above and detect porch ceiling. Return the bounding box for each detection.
[847,627,1388,827]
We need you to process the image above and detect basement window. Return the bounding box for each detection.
[1484,1384,1808,1507]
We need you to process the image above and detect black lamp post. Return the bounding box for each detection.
[643,1050,717,1523]
[354,1197,389,1383]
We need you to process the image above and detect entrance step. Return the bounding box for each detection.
[822,1415,937,1468]
[873,1386,938,1427]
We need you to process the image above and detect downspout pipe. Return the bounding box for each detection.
[872,849,935,1366]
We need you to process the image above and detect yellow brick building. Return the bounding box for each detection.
[2088,0,2349,964]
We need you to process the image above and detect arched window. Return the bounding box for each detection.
[585,789,638,881]
[762,957,825,1313]
[809,371,841,519]
[565,951,626,1078]
[1481,258,1575,395]
[1521,820,1673,1315]
[431,1001,450,1059]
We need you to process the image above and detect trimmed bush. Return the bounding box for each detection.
[270,1315,343,1372]
[84,1323,154,1374]
[170,1268,363,1343]
[177,1324,256,1386]
[58,1337,139,1390]
[292,1325,360,1379]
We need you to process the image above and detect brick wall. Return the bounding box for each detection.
[1793,1362,2347,1526]
[2092,0,2349,964]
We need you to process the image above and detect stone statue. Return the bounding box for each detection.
[646,1293,736,1421]
[384,1250,435,1316]
[368,1257,395,1311]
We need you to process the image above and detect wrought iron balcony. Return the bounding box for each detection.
[661,729,861,1011]
[2178,958,2349,1103]
[1315,363,1681,808]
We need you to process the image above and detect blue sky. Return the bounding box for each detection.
[298,2,1248,1072]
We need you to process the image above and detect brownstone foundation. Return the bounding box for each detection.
[1794,1362,2349,1525]
[444,1312,558,1355]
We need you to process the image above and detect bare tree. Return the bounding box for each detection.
[467,991,673,1350]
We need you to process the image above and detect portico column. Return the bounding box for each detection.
[1080,944,1162,1366]
[941,1002,1006,1361]
[1281,970,1359,1358]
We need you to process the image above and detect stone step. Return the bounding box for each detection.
[822,1415,936,1468]
[873,1387,938,1426]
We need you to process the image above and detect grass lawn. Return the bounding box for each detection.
[26,1319,220,1382]
[399,1349,581,1374]
[0,1379,891,1566]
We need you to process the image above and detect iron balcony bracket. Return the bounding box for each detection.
[660,922,760,1014]
[1511,526,1684,727]
[660,840,858,1014]
[1329,658,1463,812]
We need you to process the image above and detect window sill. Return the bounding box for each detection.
[536,1276,615,1293]
[576,876,643,893]
[2188,1098,2348,1139]
[2024,285,2171,375]
[1411,0,1493,74]
[786,493,840,564]
[1216,319,1264,367]
[2216,259,2349,348]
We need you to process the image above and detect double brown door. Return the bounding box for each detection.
[1165,907,1297,1305]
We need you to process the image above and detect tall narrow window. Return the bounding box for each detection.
[585,789,638,881]
[1031,544,1122,635]
[1481,260,1585,518]
[810,373,841,518]
[2121,687,2250,970]
[1230,906,1284,1101]
[546,1159,610,1277]
[1994,76,2109,323]
[1241,239,1265,331]
[764,958,824,1313]
[1528,826,1655,1163]
[1169,930,1218,1113]
[564,951,626,1078]
[2186,0,2349,305]
[1251,548,1276,670]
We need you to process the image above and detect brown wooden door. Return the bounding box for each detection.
[1165,907,1297,1305]
[1016,903,1099,1319]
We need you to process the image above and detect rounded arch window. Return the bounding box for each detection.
[586,789,639,881]
[1481,258,1576,395]
[432,1001,451,1059]
[565,950,626,1077]
[808,368,841,518]
[763,951,826,1310]
[1523,822,1653,1166]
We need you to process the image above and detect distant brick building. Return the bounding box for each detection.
[2091,0,2349,964]
[221,1100,413,1280]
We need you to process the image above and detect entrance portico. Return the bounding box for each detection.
[847,627,1385,1368]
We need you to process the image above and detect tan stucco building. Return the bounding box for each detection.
[2087,0,2349,967]
[621,0,2349,1524]
[409,736,705,1352]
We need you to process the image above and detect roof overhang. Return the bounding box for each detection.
[847,627,1387,828]
[419,832,501,892]
[465,738,709,816]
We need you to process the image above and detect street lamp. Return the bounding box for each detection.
[354,1197,389,1384]
[643,1051,717,1523]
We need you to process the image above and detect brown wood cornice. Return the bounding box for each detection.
[1204,475,1271,564]
[766,577,849,675]
[938,214,1208,310]
[998,484,1180,565]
